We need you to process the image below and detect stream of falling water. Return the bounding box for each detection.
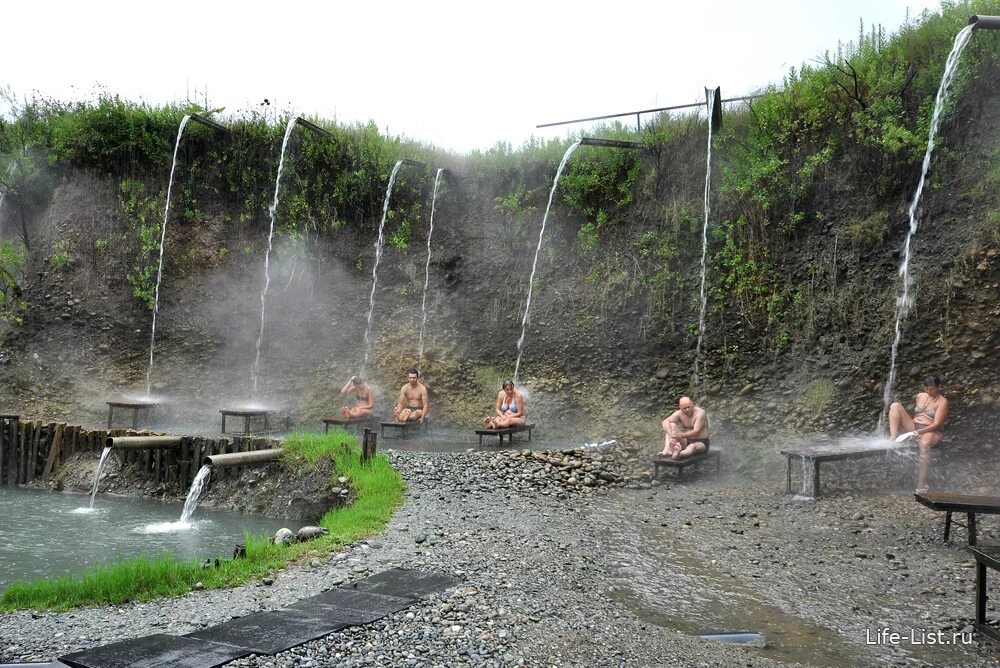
[880,24,974,432]
[417,168,444,372]
[87,446,113,508]
[145,114,190,396]
[514,142,581,383]
[179,464,213,524]
[693,89,715,390]
[362,159,404,372]
[251,117,297,397]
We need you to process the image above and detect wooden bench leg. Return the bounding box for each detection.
[969,513,977,546]
[944,511,952,542]
[221,414,227,433]
[976,561,987,627]
[527,427,532,441]
[786,456,791,494]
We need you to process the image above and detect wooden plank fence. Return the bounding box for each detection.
[0,417,279,492]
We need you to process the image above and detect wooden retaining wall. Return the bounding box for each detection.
[0,416,278,492]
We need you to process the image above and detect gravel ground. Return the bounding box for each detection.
[1,448,998,667]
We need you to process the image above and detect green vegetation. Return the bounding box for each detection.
[119,178,162,309]
[799,378,836,417]
[0,1,998,357]
[0,240,26,326]
[0,433,404,612]
[49,239,70,269]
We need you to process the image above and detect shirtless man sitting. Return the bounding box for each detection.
[393,368,429,423]
[658,396,710,460]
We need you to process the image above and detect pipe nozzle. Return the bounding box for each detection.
[295,117,335,139]
[969,15,1000,30]
[190,114,229,133]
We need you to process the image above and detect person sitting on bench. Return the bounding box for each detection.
[339,375,374,419]
[393,368,429,423]
[483,380,525,429]
[887,374,949,493]
[658,396,709,459]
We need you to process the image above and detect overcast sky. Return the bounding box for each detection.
[3,0,943,153]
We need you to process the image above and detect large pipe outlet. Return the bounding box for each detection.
[969,15,1000,30]
[579,137,645,150]
[107,435,182,450]
[203,448,283,468]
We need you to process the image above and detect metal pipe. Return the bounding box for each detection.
[107,435,182,450]
[203,448,283,468]
[707,86,723,133]
[537,95,762,129]
[295,117,335,139]
[190,114,228,133]
[969,15,1000,30]
[579,137,645,150]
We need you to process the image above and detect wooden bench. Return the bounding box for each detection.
[475,423,535,446]
[323,415,382,434]
[967,546,1000,642]
[381,418,428,439]
[781,442,914,498]
[652,449,720,480]
[220,409,270,435]
[107,400,156,429]
[915,492,1000,546]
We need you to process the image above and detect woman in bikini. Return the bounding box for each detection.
[887,375,949,493]
[484,380,525,429]
[339,376,374,419]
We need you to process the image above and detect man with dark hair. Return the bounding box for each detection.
[658,396,709,459]
[394,368,428,423]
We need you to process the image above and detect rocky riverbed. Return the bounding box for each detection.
[1,446,998,667]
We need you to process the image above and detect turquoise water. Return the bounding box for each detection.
[0,486,288,591]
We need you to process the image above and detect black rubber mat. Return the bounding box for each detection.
[185,608,346,656]
[54,568,461,666]
[287,587,414,624]
[347,567,459,599]
[59,634,249,668]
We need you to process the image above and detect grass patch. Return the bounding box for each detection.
[0,432,405,612]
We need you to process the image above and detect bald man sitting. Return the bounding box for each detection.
[659,396,710,460]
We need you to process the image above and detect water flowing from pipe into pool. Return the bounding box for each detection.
[88,446,113,508]
[179,464,213,524]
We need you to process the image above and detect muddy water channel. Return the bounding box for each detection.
[0,487,288,591]
[589,489,982,667]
